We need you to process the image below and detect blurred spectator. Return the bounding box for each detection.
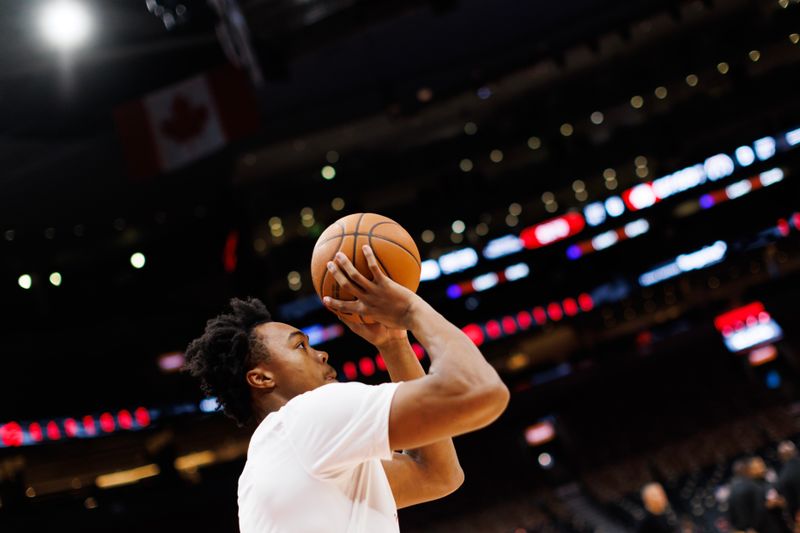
[749,456,792,533]
[778,441,800,526]
[729,458,760,533]
[637,482,677,533]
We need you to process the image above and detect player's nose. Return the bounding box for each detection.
[317,350,329,364]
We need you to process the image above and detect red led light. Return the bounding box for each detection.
[117,410,133,430]
[28,422,43,442]
[411,343,425,360]
[622,183,658,211]
[562,298,578,317]
[375,354,386,371]
[791,213,800,230]
[501,316,517,335]
[223,230,239,274]
[516,311,533,330]
[547,302,563,321]
[359,357,375,377]
[0,422,23,447]
[520,212,586,249]
[714,302,766,332]
[99,413,115,433]
[462,324,485,346]
[343,362,357,380]
[578,293,594,312]
[46,421,61,440]
[134,407,150,428]
[485,320,502,339]
[64,418,78,438]
[777,218,790,237]
[532,307,547,325]
[83,416,97,436]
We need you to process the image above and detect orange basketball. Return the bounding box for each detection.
[311,213,421,324]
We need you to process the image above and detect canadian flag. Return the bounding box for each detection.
[114,65,259,179]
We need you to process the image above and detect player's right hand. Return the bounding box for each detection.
[322,245,420,331]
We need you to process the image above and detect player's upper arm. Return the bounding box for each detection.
[387,373,509,451]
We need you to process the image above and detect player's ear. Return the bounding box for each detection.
[246,366,276,392]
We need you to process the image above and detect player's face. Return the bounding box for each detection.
[255,322,337,397]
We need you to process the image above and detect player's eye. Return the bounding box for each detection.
[296,341,305,349]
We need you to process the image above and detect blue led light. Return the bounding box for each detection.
[699,194,715,209]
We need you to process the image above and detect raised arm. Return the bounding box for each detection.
[323,246,510,451]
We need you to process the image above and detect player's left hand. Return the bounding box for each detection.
[344,320,407,349]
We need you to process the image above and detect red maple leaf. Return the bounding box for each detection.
[160,94,209,142]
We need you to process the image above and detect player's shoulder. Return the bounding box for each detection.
[287,381,391,413]
[291,381,370,405]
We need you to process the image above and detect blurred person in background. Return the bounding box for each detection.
[749,456,792,533]
[778,441,800,527]
[729,458,760,533]
[637,482,677,533]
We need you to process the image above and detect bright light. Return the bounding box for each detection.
[472,273,499,292]
[520,213,585,249]
[321,165,336,180]
[703,154,735,181]
[724,321,783,353]
[158,352,186,373]
[18,274,32,290]
[504,263,530,281]
[624,219,650,238]
[754,137,776,161]
[49,272,62,286]
[420,259,441,281]
[735,146,756,167]
[39,0,93,50]
[482,235,523,259]
[786,128,800,146]
[676,241,727,272]
[438,248,478,275]
[759,168,784,186]
[525,421,556,446]
[725,179,752,200]
[584,202,607,226]
[130,252,146,269]
[638,263,682,287]
[199,397,219,413]
[604,196,625,217]
[591,230,618,251]
[451,220,466,234]
[538,453,554,468]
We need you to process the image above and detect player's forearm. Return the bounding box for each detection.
[377,336,463,486]
[406,297,506,395]
[376,335,426,382]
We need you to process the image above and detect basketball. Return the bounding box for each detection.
[311,213,422,324]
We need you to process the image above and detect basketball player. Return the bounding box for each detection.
[184,245,509,532]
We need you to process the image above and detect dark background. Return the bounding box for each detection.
[1,0,799,531]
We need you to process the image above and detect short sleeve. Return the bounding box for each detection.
[283,381,401,477]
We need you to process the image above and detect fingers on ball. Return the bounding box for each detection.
[362,245,384,279]
[334,252,370,287]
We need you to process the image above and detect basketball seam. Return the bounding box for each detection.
[368,224,393,282]
[315,231,421,267]
[318,222,348,314]
[353,214,366,324]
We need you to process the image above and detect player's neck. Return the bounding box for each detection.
[252,393,289,424]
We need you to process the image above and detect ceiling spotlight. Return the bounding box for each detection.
[39,0,93,50]
[130,253,146,269]
[18,274,32,290]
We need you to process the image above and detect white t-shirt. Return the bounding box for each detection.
[238,381,402,533]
